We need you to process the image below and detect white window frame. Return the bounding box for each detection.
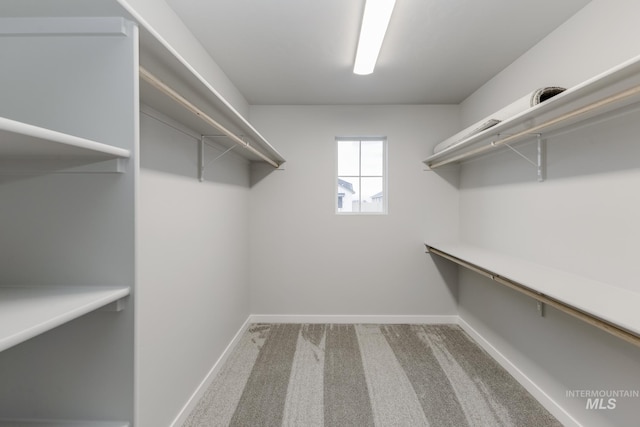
[335,136,388,215]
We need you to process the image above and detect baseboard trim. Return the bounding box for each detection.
[170,316,252,427]
[248,314,459,324]
[458,317,581,427]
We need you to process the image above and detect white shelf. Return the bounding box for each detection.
[0,116,130,161]
[127,6,285,167]
[426,242,640,343]
[0,421,129,427]
[424,53,640,168]
[0,286,130,353]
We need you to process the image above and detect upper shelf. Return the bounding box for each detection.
[0,286,130,353]
[0,116,131,161]
[425,242,640,346]
[0,1,285,168]
[117,1,285,168]
[424,53,640,169]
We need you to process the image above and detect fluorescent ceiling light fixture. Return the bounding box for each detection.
[353,0,396,75]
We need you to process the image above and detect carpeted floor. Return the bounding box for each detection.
[182,324,561,427]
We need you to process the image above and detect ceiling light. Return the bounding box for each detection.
[353,0,396,75]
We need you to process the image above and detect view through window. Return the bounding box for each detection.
[336,137,387,214]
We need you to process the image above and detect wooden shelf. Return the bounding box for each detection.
[424,53,640,169]
[0,421,129,427]
[426,242,640,346]
[0,286,130,353]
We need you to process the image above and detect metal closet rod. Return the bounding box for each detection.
[429,83,640,169]
[139,66,280,168]
[426,246,640,348]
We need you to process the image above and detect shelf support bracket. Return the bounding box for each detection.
[537,134,546,182]
[99,298,126,312]
[198,135,237,182]
[499,134,546,182]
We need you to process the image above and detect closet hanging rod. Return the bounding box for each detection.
[429,83,640,169]
[139,67,280,168]
[426,245,640,347]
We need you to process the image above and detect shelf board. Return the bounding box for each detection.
[426,242,640,341]
[0,286,130,353]
[424,53,640,168]
[0,421,129,427]
[129,6,285,166]
[0,116,130,161]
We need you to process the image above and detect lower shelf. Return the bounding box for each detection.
[0,421,129,427]
[425,242,640,346]
[0,286,131,353]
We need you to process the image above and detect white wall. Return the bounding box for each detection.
[457,1,640,425]
[137,109,251,427]
[248,105,461,318]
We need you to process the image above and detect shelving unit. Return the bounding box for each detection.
[0,287,130,353]
[425,242,640,347]
[424,53,640,169]
[2,1,284,425]
[0,9,137,425]
[117,0,286,171]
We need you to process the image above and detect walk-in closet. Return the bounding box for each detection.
[1,1,638,426]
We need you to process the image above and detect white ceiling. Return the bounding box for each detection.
[165,0,591,105]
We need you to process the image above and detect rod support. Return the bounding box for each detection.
[198,136,237,182]
[537,301,546,317]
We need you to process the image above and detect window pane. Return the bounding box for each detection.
[337,140,360,176]
[360,177,383,213]
[361,140,383,176]
[337,177,359,212]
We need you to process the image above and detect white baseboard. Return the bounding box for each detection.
[170,316,252,427]
[458,317,581,427]
[248,314,459,324]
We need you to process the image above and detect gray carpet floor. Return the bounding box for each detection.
[182,324,561,427]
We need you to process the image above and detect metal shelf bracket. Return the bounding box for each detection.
[497,134,546,182]
[198,135,237,182]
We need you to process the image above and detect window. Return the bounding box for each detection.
[336,137,387,214]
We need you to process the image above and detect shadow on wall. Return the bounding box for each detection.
[426,250,460,303]
[427,163,461,189]
[250,162,284,187]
